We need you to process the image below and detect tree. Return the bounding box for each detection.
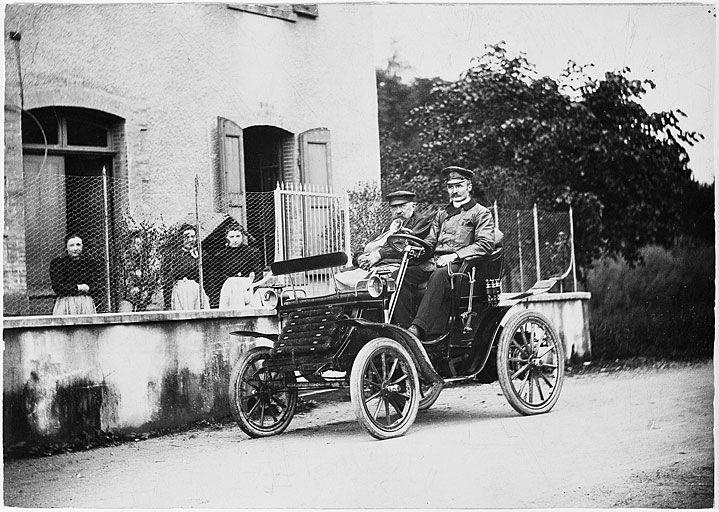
[376,54,442,195]
[377,43,706,274]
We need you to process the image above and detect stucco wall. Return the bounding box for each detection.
[3,309,278,449]
[4,3,381,221]
[514,292,592,360]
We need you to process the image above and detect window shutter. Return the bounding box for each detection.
[218,117,246,224]
[280,133,297,183]
[298,128,331,190]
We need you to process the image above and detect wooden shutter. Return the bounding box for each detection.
[218,117,246,224]
[280,133,297,183]
[298,128,333,258]
[298,128,331,190]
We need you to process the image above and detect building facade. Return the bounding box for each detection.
[4,3,381,315]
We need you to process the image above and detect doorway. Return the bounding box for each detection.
[242,126,294,266]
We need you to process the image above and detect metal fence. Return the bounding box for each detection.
[7,174,575,317]
[9,174,351,316]
[349,200,576,294]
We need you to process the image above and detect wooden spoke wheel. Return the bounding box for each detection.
[350,338,420,439]
[497,310,565,415]
[229,347,297,437]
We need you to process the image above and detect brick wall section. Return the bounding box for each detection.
[3,105,29,312]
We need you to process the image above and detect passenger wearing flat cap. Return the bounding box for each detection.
[393,166,502,339]
[335,190,432,291]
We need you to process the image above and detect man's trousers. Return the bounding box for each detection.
[392,263,460,336]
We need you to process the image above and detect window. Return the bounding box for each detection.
[21,109,59,145]
[22,106,113,151]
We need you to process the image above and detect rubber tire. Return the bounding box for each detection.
[228,347,297,437]
[497,310,565,415]
[418,379,443,410]
[350,338,420,439]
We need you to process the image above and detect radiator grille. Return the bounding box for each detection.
[275,306,344,355]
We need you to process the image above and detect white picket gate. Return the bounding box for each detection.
[273,183,352,295]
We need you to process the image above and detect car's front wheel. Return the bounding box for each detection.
[229,346,297,437]
[350,337,420,439]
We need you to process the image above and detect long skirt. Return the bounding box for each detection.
[53,295,96,316]
[219,277,256,310]
[171,279,209,310]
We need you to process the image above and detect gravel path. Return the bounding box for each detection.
[4,361,713,508]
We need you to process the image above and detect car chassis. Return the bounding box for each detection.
[229,234,570,439]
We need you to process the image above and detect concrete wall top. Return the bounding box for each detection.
[519,292,591,303]
[3,308,276,330]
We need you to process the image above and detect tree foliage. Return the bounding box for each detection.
[377,43,708,274]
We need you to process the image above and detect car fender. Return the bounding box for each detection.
[230,330,276,349]
[339,318,443,384]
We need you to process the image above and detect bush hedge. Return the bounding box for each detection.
[586,238,714,360]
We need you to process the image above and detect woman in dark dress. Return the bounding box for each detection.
[50,234,103,315]
[217,225,265,309]
[162,224,209,310]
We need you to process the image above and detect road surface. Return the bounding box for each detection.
[4,361,713,508]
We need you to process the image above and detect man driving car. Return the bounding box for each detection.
[393,166,497,340]
[335,190,431,291]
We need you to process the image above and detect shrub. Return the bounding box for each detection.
[586,238,714,359]
[347,182,392,256]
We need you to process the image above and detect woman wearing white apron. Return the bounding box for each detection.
[162,224,209,310]
[50,234,102,315]
[217,225,266,309]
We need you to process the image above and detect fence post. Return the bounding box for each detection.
[517,211,524,291]
[343,191,352,266]
[194,175,206,308]
[533,203,541,282]
[273,184,284,262]
[101,166,112,312]
[569,203,578,292]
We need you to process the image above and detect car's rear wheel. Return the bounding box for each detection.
[497,310,565,415]
[418,378,443,410]
[229,347,297,437]
[350,337,420,439]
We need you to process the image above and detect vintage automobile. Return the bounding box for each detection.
[228,234,569,439]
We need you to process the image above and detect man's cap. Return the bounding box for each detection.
[385,190,416,206]
[441,166,474,184]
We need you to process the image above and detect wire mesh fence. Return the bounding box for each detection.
[350,201,575,294]
[8,173,575,317]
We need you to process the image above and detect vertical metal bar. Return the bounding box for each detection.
[533,203,541,282]
[101,166,112,312]
[274,184,283,261]
[517,211,524,291]
[569,203,578,292]
[343,191,352,268]
[195,175,206,308]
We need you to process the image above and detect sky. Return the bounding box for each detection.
[370,3,716,184]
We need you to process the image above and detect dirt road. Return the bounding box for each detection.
[4,361,713,508]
